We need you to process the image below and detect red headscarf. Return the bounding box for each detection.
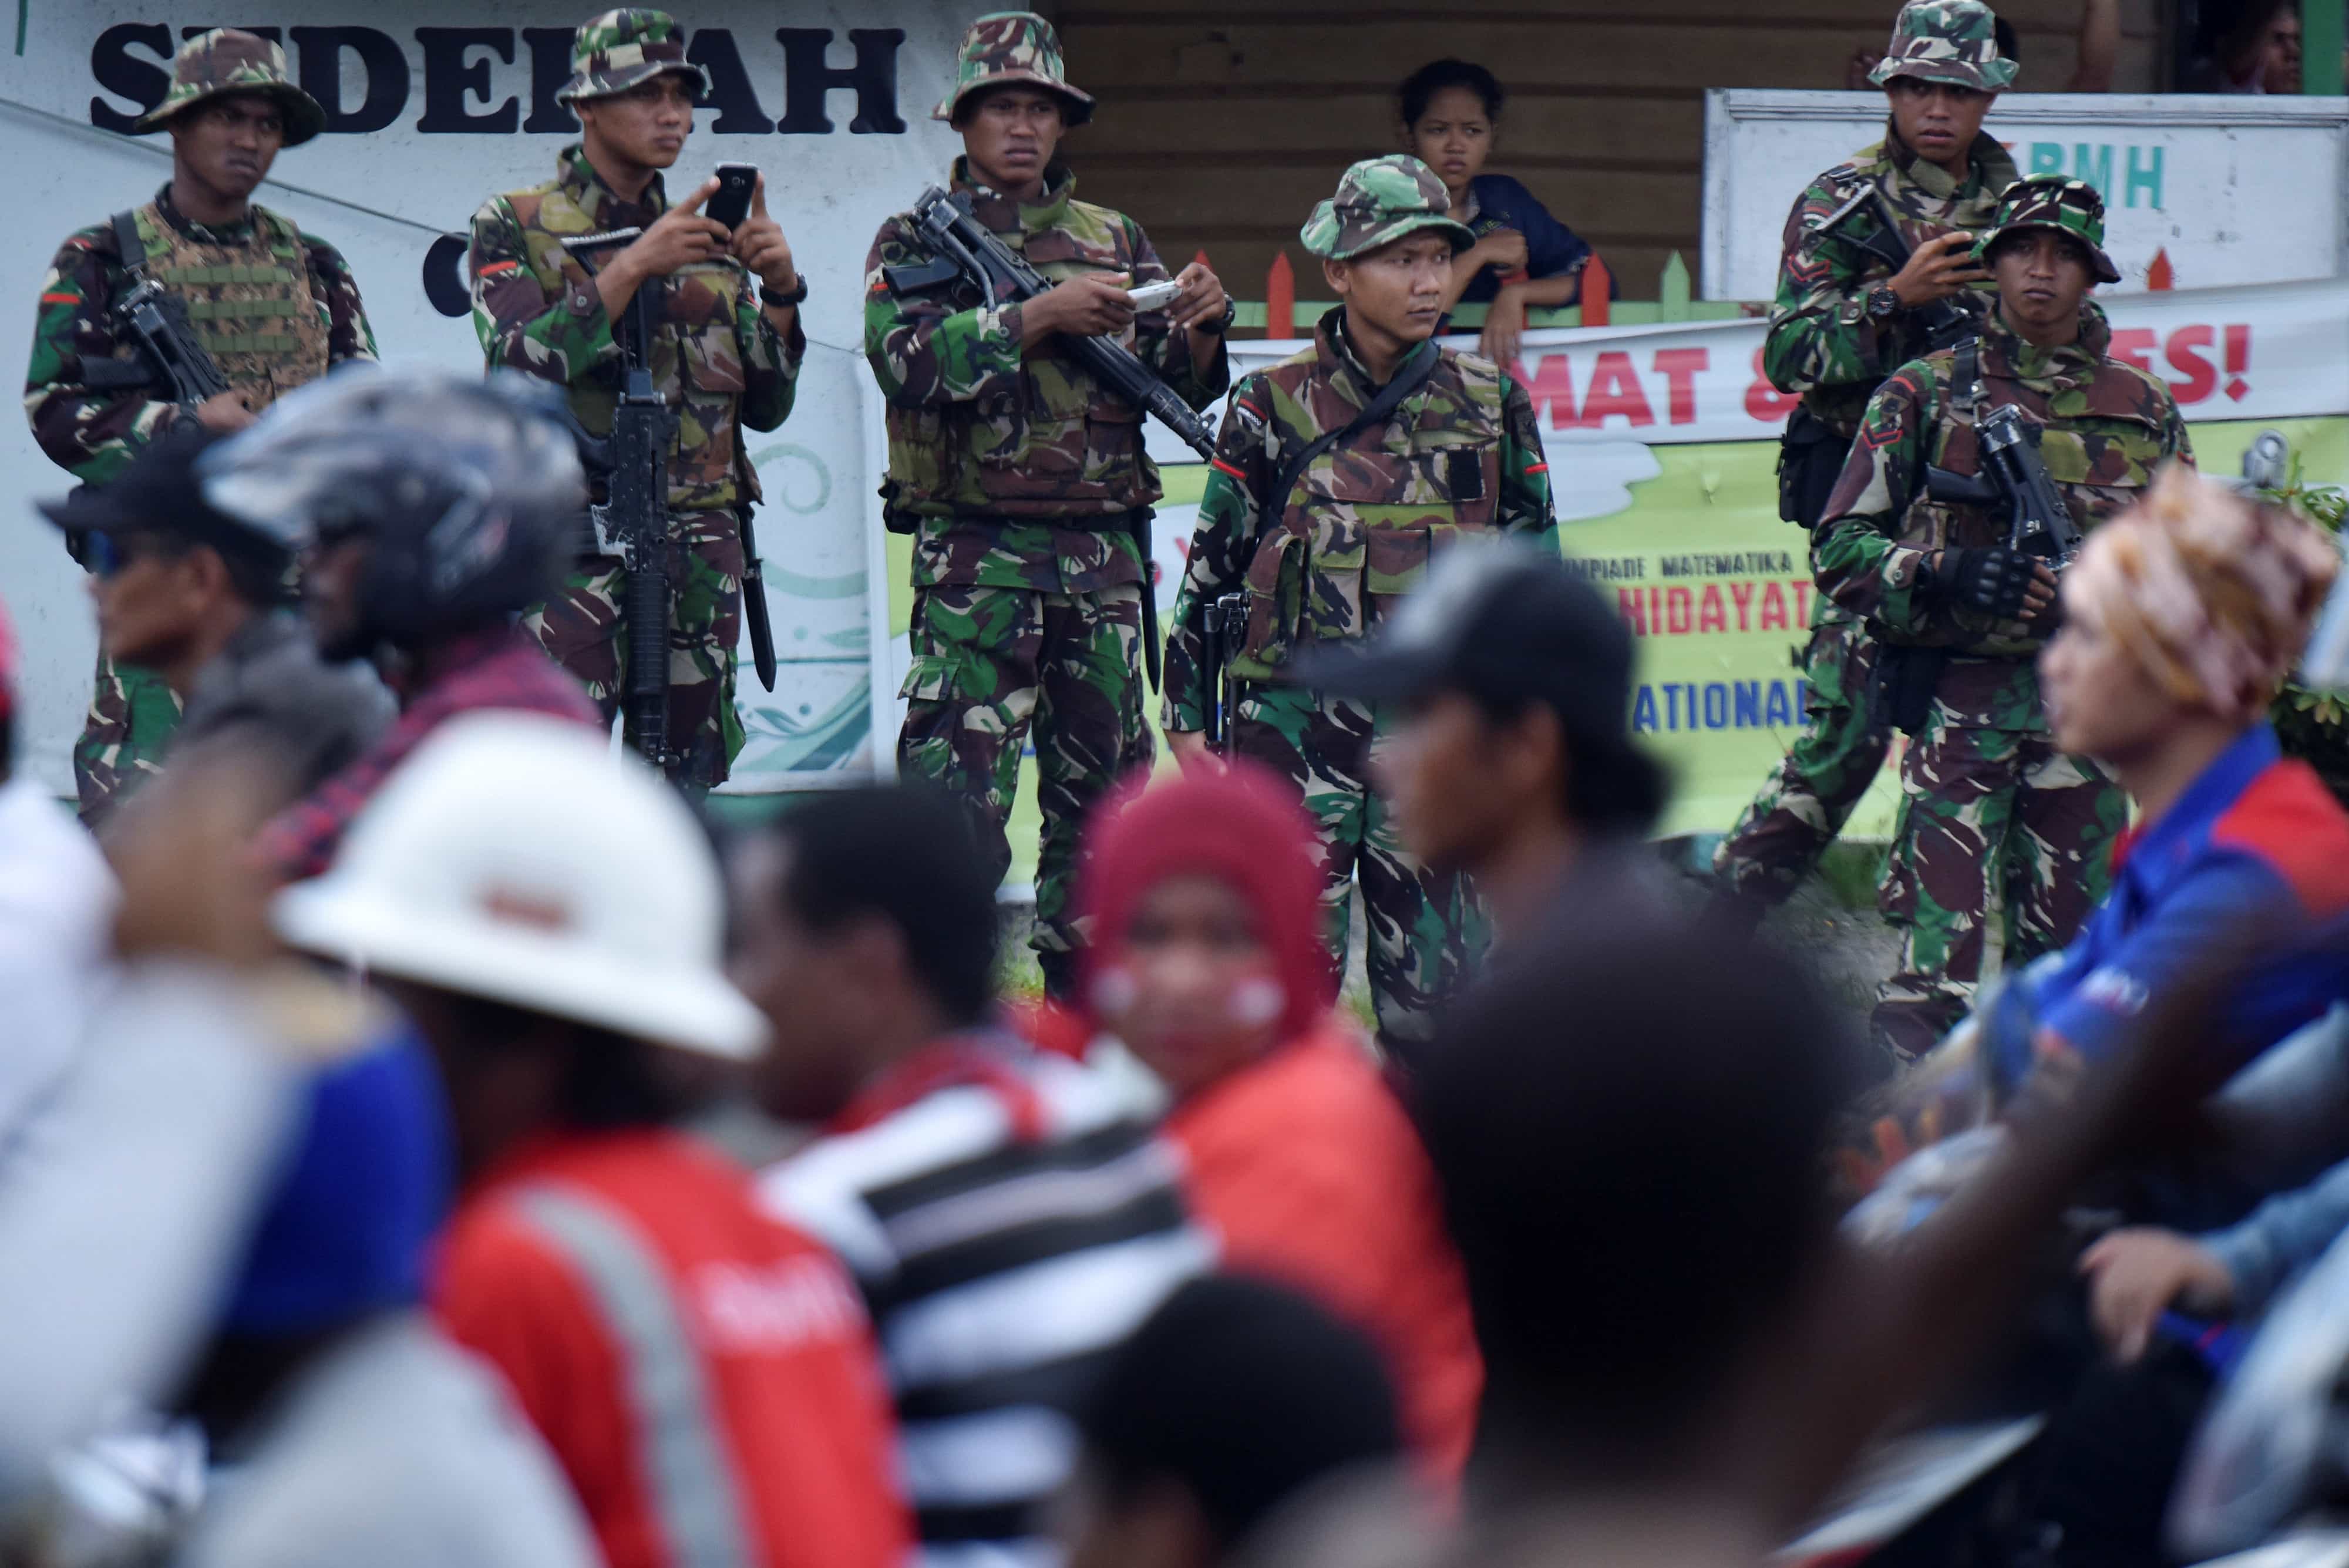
[1078,761,1335,1047]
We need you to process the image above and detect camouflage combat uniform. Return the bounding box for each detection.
[1165,157,1557,1049]
[21,29,371,822]
[872,12,1227,990]
[471,10,802,790]
[1715,0,2018,908]
[1815,178,2189,1058]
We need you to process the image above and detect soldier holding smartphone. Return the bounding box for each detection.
[469,8,805,790]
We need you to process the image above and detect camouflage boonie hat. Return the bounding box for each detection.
[933,12,1095,128]
[1976,174,2122,283]
[557,9,711,105]
[133,29,326,147]
[1300,156,1475,261]
[1870,0,2018,92]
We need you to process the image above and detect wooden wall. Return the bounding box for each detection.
[1048,1,2168,305]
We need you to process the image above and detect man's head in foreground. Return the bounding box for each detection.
[1295,538,1662,914]
[1418,913,1858,1480]
[1060,1274,1403,1568]
[729,785,1003,1124]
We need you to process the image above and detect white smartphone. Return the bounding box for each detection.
[1127,279,1183,311]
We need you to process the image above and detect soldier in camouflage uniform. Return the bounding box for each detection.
[1816,176,2191,1060]
[1714,0,2018,916]
[23,29,376,823]
[870,11,1231,995]
[1163,157,1558,1051]
[472,8,805,790]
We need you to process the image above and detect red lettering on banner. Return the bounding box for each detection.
[2166,325,2217,404]
[1582,351,1655,428]
[1617,587,1647,635]
[1793,580,1813,624]
[1729,580,1755,631]
[1653,347,1708,425]
[2225,324,2250,401]
[1759,582,1789,630]
[1698,584,1728,632]
[1745,347,1797,422]
[1666,587,1692,634]
[2109,327,2157,375]
[1522,352,1579,430]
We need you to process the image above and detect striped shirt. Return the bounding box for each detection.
[760,1033,1209,1568]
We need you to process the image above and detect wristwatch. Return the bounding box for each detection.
[1197,297,1237,337]
[763,273,810,307]
[1865,284,1901,322]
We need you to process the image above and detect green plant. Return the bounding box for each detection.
[2264,459,2349,803]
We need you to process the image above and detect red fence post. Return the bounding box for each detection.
[1266,251,1294,340]
[1580,253,1612,327]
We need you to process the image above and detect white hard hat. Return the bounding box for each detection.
[273,711,767,1061]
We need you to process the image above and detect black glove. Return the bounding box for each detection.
[1934,547,2039,620]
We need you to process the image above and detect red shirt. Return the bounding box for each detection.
[260,626,600,882]
[433,1129,911,1568]
[1165,1028,1485,1484]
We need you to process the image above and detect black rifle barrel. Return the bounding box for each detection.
[914,189,1217,462]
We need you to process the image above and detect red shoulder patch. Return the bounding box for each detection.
[2209,760,2349,916]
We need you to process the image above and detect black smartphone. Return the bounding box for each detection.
[706,163,759,232]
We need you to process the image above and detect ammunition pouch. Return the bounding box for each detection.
[1778,405,1853,527]
[1869,641,1950,738]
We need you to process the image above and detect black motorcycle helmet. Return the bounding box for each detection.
[197,366,583,653]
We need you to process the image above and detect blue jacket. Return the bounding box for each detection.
[1456,174,1608,304]
[1987,726,2349,1096]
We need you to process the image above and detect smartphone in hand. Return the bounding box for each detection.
[706,164,758,232]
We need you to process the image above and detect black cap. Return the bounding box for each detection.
[36,426,292,576]
[1288,537,1636,743]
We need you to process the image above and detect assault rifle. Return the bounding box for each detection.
[1808,189,1978,356]
[79,210,233,413]
[1924,403,2085,567]
[1201,590,1248,752]
[561,228,684,779]
[885,186,1220,689]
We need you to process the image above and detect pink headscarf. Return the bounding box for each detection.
[2064,462,2338,724]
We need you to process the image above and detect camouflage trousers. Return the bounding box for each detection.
[524,508,745,792]
[75,649,183,825]
[896,581,1152,984]
[1874,708,2123,1061]
[1714,607,1890,903]
[1231,684,1486,1051]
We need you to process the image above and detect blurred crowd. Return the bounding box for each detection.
[2,354,2348,1568]
[9,2,2349,1567]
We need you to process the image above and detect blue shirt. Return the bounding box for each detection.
[1988,726,2349,1096]
[1456,174,1608,304]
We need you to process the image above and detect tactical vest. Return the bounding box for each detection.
[1233,346,1507,679]
[1899,332,2175,657]
[129,201,328,412]
[500,178,758,510]
[883,189,1155,520]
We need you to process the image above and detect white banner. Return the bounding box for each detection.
[1316,277,2349,453]
[2,0,979,797]
[1703,90,2349,303]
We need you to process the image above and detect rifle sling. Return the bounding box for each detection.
[112,210,149,280]
[1266,337,1443,524]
